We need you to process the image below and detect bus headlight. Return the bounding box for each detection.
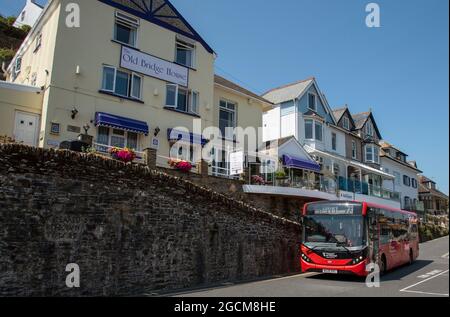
[301,253,313,263]
[350,256,365,265]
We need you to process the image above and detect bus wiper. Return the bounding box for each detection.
[335,242,352,254]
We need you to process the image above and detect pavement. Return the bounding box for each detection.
[172,236,449,297]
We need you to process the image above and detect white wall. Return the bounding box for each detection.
[13,0,43,28]
[280,113,296,139]
[381,157,419,208]
[263,107,280,142]
[325,125,346,157]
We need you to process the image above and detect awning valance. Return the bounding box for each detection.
[283,154,321,173]
[95,112,149,135]
[167,129,209,146]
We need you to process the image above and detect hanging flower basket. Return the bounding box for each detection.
[252,175,266,185]
[168,159,193,173]
[109,147,136,163]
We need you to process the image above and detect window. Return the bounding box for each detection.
[342,117,350,130]
[365,121,374,137]
[97,126,140,150]
[114,12,139,47]
[315,122,323,142]
[394,171,401,186]
[365,144,380,164]
[352,141,357,159]
[308,93,317,111]
[101,66,142,100]
[305,119,323,141]
[35,33,42,52]
[331,132,337,151]
[15,56,22,74]
[403,175,411,187]
[412,179,418,189]
[404,197,411,209]
[219,100,237,139]
[176,39,196,68]
[191,91,199,114]
[31,72,37,86]
[21,11,26,21]
[165,84,199,115]
[305,119,313,140]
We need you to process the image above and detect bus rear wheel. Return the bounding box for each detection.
[409,249,414,265]
[380,255,387,276]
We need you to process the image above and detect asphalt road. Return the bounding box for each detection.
[173,236,449,297]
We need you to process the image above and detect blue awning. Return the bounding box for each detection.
[167,129,209,146]
[283,154,321,172]
[95,112,149,135]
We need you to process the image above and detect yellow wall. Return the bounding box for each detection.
[212,84,267,153]
[0,86,43,138]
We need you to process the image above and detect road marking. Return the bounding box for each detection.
[256,272,318,284]
[418,270,443,279]
[442,253,449,259]
[400,290,449,297]
[400,269,449,296]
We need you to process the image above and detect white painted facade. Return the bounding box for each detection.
[13,0,44,28]
[381,156,420,209]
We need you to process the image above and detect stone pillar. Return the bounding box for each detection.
[144,148,157,169]
[200,159,209,177]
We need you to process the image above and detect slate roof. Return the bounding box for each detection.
[262,78,315,104]
[332,106,348,123]
[352,112,371,130]
[214,75,272,105]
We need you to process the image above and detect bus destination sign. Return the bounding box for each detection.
[306,203,363,216]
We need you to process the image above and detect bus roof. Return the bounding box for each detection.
[303,201,418,217]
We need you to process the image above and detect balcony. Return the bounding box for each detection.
[244,168,401,208]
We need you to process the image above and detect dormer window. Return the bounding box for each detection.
[308,93,317,111]
[114,12,139,47]
[342,116,350,130]
[365,121,374,137]
[176,37,196,68]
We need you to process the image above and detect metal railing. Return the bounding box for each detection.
[338,176,400,202]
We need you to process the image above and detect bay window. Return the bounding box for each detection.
[114,12,139,47]
[166,84,200,115]
[365,144,380,164]
[305,119,323,141]
[101,65,142,100]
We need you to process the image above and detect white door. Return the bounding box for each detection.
[14,112,40,146]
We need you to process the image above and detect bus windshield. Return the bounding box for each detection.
[304,215,366,249]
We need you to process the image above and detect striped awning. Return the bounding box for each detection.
[95,112,149,135]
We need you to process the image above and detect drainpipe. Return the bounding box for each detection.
[1,62,8,75]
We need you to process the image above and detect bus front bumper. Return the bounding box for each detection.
[301,259,369,277]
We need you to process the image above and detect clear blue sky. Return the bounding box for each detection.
[1,0,449,194]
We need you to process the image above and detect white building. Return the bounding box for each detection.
[13,0,44,28]
[261,77,400,208]
[380,141,422,211]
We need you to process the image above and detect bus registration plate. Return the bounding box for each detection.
[323,269,338,274]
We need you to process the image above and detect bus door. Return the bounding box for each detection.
[367,210,380,266]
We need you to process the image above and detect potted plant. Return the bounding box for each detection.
[109,147,136,163]
[168,158,193,173]
[275,169,287,180]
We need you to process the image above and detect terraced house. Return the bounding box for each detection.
[0,0,269,175]
[261,78,400,208]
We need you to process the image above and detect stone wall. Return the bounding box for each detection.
[0,144,301,296]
